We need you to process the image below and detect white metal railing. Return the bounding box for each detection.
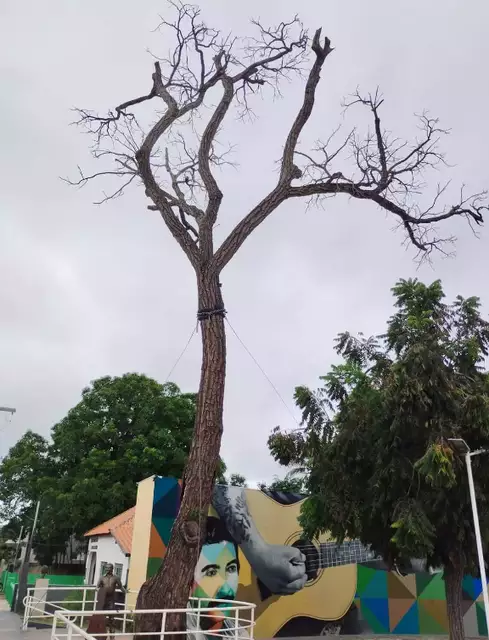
[22,585,127,629]
[50,598,255,639]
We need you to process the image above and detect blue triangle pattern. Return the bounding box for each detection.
[393,602,419,634]
[361,598,390,632]
[362,570,388,598]
[472,577,483,600]
[462,575,475,599]
[153,477,181,517]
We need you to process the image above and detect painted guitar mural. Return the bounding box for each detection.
[145,478,379,638]
[212,487,375,638]
[140,477,486,640]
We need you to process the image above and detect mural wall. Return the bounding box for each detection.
[127,476,489,638]
[352,565,488,636]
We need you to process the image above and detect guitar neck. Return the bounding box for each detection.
[318,540,376,569]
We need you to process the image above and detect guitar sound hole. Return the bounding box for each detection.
[292,538,319,582]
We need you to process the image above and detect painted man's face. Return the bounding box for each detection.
[192,541,239,624]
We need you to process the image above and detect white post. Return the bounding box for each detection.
[196,599,200,632]
[22,593,29,630]
[160,611,167,640]
[250,606,255,639]
[466,452,489,635]
[13,525,24,566]
[234,608,239,640]
[16,499,40,614]
[81,587,86,613]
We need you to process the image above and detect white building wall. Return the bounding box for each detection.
[84,535,130,587]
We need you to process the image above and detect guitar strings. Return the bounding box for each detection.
[303,555,380,569]
[286,542,372,551]
[287,541,379,569]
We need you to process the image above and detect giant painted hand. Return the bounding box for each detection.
[212,485,307,596]
[244,540,307,595]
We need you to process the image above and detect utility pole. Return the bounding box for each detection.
[13,525,24,568]
[15,500,40,613]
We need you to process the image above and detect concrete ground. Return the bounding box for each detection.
[2,599,461,640]
[0,597,51,639]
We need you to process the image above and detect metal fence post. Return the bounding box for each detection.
[22,594,29,630]
[160,611,167,640]
[234,608,239,640]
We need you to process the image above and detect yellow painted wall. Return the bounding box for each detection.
[127,475,155,607]
[126,478,357,638]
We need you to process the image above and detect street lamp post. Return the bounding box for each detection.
[15,500,40,614]
[448,438,489,635]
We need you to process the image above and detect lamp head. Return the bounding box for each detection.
[447,438,470,455]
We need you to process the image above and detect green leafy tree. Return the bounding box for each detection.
[269,280,489,640]
[0,374,202,565]
[217,472,247,486]
[228,473,247,487]
[259,472,306,494]
[0,432,53,522]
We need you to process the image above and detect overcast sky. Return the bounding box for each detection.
[1,0,488,484]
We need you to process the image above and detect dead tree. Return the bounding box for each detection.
[71,2,487,633]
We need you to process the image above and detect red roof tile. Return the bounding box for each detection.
[110,511,134,555]
[84,506,135,553]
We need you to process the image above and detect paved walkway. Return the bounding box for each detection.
[0,598,50,639]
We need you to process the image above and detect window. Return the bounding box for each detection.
[99,562,110,579]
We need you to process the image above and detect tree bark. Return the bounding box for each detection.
[135,270,226,638]
[444,557,465,640]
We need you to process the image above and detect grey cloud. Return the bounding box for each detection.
[1,0,488,485]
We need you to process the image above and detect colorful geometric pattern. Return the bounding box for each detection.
[138,478,489,637]
[147,477,182,578]
[353,565,488,635]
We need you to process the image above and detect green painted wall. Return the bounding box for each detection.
[0,571,84,607]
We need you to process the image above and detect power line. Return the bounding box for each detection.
[164,324,198,383]
[225,316,301,428]
[164,316,303,429]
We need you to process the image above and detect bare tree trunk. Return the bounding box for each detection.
[74,11,488,637]
[444,557,465,640]
[135,271,226,637]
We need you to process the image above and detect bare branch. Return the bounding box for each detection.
[279,28,333,183]
[285,181,487,255]
[198,55,233,223]
[214,28,332,271]
[62,165,138,205]
[233,17,308,87]
[179,207,199,239]
[71,2,486,275]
